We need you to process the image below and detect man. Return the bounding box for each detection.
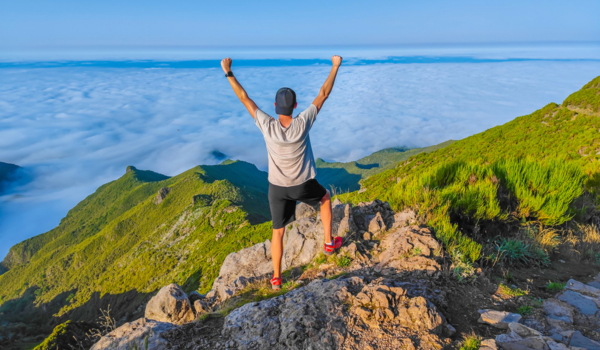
[221,55,343,289]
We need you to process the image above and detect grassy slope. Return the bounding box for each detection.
[0,160,273,346]
[315,140,455,193]
[339,76,600,261]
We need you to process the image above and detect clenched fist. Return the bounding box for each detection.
[221,57,232,72]
[332,55,342,67]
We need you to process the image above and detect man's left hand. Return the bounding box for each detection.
[221,57,233,73]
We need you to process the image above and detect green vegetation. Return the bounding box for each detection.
[31,320,95,350]
[0,160,273,346]
[315,141,454,193]
[335,255,352,267]
[338,76,600,265]
[459,332,481,350]
[498,284,528,297]
[546,281,566,292]
[517,305,533,315]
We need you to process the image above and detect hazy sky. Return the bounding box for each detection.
[1,0,599,48]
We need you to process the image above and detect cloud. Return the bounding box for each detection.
[0,58,599,258]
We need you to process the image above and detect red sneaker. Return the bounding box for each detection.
[270,275,282,290]
[324,236,343,256]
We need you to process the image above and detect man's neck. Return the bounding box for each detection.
[278,115,293,128]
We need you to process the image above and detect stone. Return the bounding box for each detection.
[444,323,456,337]
[154,187,171,204]
[392,209,417,228]
[144,284,195,325]
[335,203,357,237]
[543,299,574,324]
[480,339,498,350]
[495,323,549,350]
[557,290,599,315]
[90,318,176,350]
[564,279,600,298]
[192,300,208,316]
[295,202,318,219]
[478,309,522,329]
[546,340,569,350]
[363,231,371,240]
[368,212,386,234]
[569,331,600,350]
[211,240,273,301]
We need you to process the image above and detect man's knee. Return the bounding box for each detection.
[272,227,285,237]
[321,190,331,204]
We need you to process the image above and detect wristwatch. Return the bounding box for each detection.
[225,71,234,78]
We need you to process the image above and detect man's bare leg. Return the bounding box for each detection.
[271,227,285,279]
[321,190,332,244]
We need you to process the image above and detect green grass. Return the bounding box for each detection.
[337,76,600,264]
[459,333,481,350]
[335,256,352,267]
[0,160,273,343]
[315,141,454,193]
[517,305,533,315]
[546,281,566,292]
[498,284,528,297]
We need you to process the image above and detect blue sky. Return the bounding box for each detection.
[1,0,599,48]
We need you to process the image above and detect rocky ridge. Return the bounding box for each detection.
[90,198,600,350]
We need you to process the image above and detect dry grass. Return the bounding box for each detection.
[533,227,562,253]
[557,223,600,262]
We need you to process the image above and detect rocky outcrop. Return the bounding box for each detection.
[488,276,600,350]
[90,318,176,350]
[223,276,450,350]
[144,284,196,325]
[154,187,171,204]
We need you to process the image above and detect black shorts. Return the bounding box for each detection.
[268,179,328,229]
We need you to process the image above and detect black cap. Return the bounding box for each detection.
[275,87,296,116]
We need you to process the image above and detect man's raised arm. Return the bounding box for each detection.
[221,57,259,119]
[312,55,342,113]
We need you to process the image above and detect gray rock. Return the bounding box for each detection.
[569,331,600,349]
[495,322,549,350]
[543,299,574,323]
[564,279,600,298]
[480,339,498,350]
[375,225,441,275]
[546,340,569,350]
[479,309,522,329]
[335,203,357,238]
[90,318,176,350]
[211,240,273,301]
[154,187,171,205]
[368,212,386,234]
[392,209,417,228]
[144,284,195,325]
[557,290,599,315]
[295,202,318,220]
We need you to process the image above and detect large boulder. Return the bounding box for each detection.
[375,225,442,276]
[90,318,176,350]
[223,276,448,350]
[144,284,196,325]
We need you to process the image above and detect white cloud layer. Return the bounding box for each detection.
[0,59,599,258]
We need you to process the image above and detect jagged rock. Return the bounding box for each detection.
[392,209,417,229]
[495,322,549,350]
[211,201,364,301]
[296,202,318,220]
[375,225,441,276]
[144,284,195,325]
[546,339,569,350]
[90,318,176,350]
[564,279,600,298]
[480,338,498,350]
[478,309,522,329]
[223,276,447,350]
[544,299,574,330]
[368,212,386,234]
[211,240,273,300]
[557,290,599,315]
[569,331,600,349]
[154,187,171,205]
[352,199,395,231]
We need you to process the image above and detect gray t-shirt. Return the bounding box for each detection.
[254,104,318,187]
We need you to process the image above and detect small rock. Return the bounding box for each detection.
[368,212,386,234]
[569,331,600,350]
[564,279,600,298]
[557,290,599,315]
[480,339,498,350]
[145,284,195,325]
[478,309,522,329]
[154,187,171,204]
[363,231,371,240]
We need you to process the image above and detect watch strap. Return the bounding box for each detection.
[225,71,234,77]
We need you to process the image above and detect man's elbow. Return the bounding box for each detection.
[318,91,330,100]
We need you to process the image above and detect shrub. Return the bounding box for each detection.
[546,281,566,292]
[517,305,533,315]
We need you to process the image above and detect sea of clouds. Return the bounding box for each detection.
[1,46,599,258]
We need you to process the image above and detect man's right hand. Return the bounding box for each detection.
[332,55,342,67]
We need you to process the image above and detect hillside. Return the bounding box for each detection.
[339,75,600,263]
[0,160,273,349]
[315,140,454,193]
